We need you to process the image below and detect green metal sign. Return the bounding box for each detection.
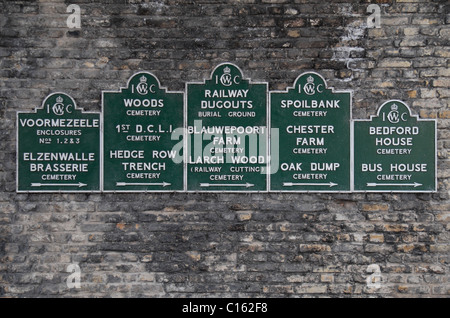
[270,72,352,192]
[17,93,101,192]
[353,100,437,192]
[103,72,184,192]
[16,68,438,194]
[186,63,268,192]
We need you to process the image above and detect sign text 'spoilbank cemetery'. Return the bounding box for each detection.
[17,63,437,193]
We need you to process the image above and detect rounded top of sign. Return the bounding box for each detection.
[293,72,328,95]
[127,72,161,92]
[42,93,77,110]
[377,100,412,116]
[210,63,245,86]
[211,63,243,76]
[374,100,419,124]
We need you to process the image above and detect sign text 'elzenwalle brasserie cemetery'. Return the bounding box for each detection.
[17,63,437,193]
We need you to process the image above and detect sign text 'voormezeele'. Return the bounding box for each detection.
[17,93,101,192]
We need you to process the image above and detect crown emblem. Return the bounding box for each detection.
[56,96,64,103]
[307,76,315,84]
[391,104,398,111]
[223,67,231,74]
[140,75,148,83]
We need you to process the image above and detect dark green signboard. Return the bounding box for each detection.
[353,100,437,192]
[103,72,184,192]
[270,73,352,192]
[186,63,268,192]
[17,93,101,192]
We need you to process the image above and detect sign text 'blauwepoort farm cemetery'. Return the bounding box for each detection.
[186,64,268,192]
[16,64,437,193]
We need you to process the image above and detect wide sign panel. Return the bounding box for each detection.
[17,93,101,192]
[16,67,438,194]
[103,72,184,192]
[353,100,437,192]
[186,63,268,192]
[270,73,352,192]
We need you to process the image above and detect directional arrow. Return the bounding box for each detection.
[367,182,422,188]
[116,182,171,187]
[31,182,87,188]
[283,182,338,188]
[200,183,255,188]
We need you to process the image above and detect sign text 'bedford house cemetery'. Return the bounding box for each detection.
[17,63,437,193]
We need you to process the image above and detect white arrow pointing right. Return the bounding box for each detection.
[200,183,255,188]
[31,182,88,188]
[283,182,338,188]
[367,182,422,188]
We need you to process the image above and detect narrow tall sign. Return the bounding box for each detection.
[270,73,352,192]
[353,100,437,192]
[17,93,101,192]
[103,72,184,192]
[186,63,268,192]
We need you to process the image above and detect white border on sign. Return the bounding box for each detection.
[352,99,438,193]
[101,72,186,193]
[185,62,270,193]
[269,71,354,194]
[16,92,102,193]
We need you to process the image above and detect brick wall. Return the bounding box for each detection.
[0,0,449,297]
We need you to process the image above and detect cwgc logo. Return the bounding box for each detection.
[220,67,233,87]
[387,104,400,124]
[136,75,149,95]
[52,96,69,116]
[303,76,316,95]
[383,104,409,124]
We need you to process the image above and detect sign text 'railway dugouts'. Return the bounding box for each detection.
[186,63,268,192]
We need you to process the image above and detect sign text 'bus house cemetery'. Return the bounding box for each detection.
[270,73,352,192]
[17,93,101,192]
[186,63,268,192]
[103,73,184,192]
[353,100,437,192]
